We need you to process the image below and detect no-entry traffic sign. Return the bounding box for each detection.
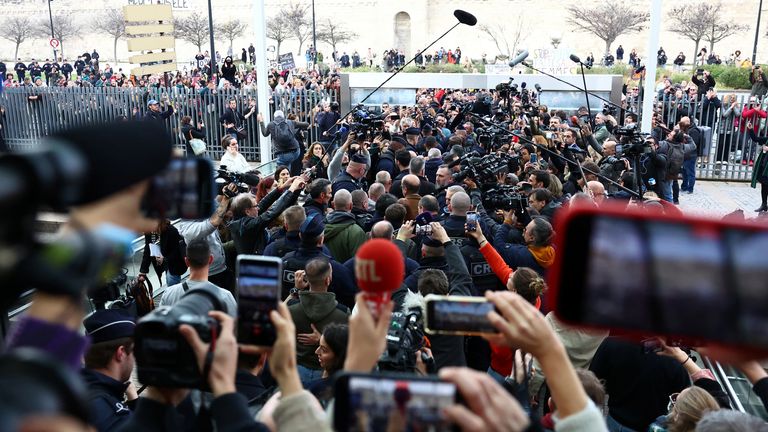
[50,39,60,49]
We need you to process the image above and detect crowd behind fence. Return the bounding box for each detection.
[2,85,767,181]
[0,86,340,162]
[643,90,767,181]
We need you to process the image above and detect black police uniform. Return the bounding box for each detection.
[81,368,135,431]
[14,62,27,81]
[331,171,361,195]
[441,215,504,295]
[282,246,356,309]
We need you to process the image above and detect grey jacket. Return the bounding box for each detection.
[176,219,226,276]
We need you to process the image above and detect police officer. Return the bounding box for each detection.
[74,56,86,77]
[331,153,367,195]
[440,191,503,296]
[281,213,356,308]
[29,61,42,80]
[61,59,73,80]
[42,59,52,83]
[82,309,137,432]
[14,59,27,82]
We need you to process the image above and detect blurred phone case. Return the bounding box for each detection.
[548,204,768,356]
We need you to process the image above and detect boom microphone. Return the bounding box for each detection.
[508,50,529,67]
[453,9,478,26]
[355,239,405,318]
[569,54,581,64]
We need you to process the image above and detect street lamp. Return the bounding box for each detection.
[207,0,216,80]
[312,0,317,64]
[47,0,57,61]
[753,0,764,65]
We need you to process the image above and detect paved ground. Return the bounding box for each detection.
[675,180,763,218]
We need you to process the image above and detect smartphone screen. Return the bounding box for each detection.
[236,255,282,346]
[425,295,498,335]
[466,211,478,232]
[553,209,759,348]
[530,153,538,164]
[142,158,216,220]
[334,373,458,432]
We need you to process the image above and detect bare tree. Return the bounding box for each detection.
[0,16,34,59]
[317,19,356,57]
[216,19,247,53]
[266,14,291,56]
[36,13,82,59]
[702,4,748,54]
[281,3,311,55]
[175,12,210,52]
[479,16,527,60]
[94,9,126,64]
[566,3,648,56]
[669,4,717,66]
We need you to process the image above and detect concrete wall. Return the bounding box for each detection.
[340,72,624,112]
[1,0,765,69]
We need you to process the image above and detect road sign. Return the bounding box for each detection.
[49,39,60,49]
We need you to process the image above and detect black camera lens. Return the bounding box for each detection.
[134,288,224,388]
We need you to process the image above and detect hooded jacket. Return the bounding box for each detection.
[323,211,366,263]
[492,224,555,278]
[288,291,350,370]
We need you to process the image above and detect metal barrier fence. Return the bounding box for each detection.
[649,93,766,181]
[0,86,339,161]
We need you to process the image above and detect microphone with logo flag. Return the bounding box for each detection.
[354,239,404,318]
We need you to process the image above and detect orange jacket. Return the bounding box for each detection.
[479,241,541,377]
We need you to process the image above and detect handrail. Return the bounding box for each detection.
[704,356,746,412]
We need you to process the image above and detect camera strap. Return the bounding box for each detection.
[202,325,218,381]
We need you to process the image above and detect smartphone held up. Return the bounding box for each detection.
[334,373,459,432]
[236,255,282,347]
[548,205,768,356]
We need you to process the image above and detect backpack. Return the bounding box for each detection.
[272,119,299,152]
[127,276,155,317]
[666,142,685,177]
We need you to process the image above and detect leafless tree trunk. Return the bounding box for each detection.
[0,16,34,60]
[94,9,126,63]
[566,3,648,56]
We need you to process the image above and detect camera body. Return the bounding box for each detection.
[613,125,652,156]
[602,103,617,116]
[378,308,432,373]
[482,185,528,214]
[216,166,260,193]
[134,288,224,389]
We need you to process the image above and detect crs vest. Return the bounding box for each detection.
[443,218,502,296]
[268,236,297,259]
[331,171,361,195]
[281,250,310,299]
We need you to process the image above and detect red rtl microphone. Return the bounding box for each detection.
[355,239,404,318]
[571,115,580,126]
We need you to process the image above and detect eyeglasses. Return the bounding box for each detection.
[667,392,679,411]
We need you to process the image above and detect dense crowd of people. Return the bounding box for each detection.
[73,83,766,432]
[3,45,768,431]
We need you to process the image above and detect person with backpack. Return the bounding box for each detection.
[257,110,310,168]
[657,129,696,204]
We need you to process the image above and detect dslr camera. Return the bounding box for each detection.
[134,287,226,389]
